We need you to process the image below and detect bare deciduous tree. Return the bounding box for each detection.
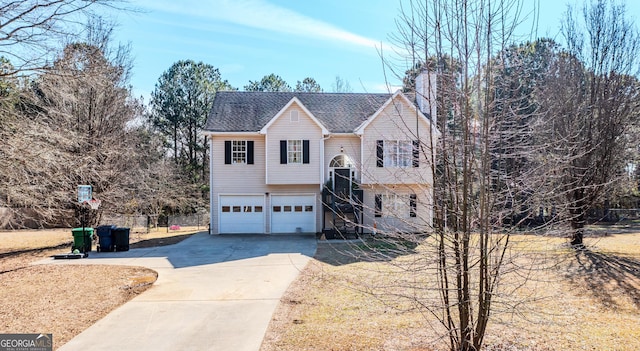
[0,0,124,76]
[327,1,544,350]
[539,0,640,247]
[0,20,144,227]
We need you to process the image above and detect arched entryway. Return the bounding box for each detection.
[325,154,362,238]
[329,154,354,199]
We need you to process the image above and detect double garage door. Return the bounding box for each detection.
[219,194,316,234]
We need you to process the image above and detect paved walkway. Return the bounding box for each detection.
[38,233,316,351]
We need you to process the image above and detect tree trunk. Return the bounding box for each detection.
[173,122,178,164]
[570,214,585,247]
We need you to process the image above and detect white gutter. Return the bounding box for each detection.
[203,131,261,136]
[358,133,364,184]
[209,136,214,235]
[320,134,332,191]
[265,133,269,184]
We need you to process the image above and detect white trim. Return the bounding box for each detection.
[330,132,357,136]
[328,153,355,168]
[359,133,364,182]
[259,97,330,135]
[320,135,332,191]
[265,194,271,234]
[203,131,261,136]
[209,138,214,234]
[354,90,438,136]
[265,133,269,184]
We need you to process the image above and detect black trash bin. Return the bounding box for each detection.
[96,225,116,252]
[112,227,130,251]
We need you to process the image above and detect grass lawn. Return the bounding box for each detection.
[0,226,202,349]
[261,228,640,351]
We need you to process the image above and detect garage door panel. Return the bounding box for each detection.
[271,195,316,233]
[220,195,265,233]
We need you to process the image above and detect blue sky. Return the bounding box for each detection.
[105,0,638,101]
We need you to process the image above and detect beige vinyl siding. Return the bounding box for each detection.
[360,96,435,186]
[265,104,323,185]
[360,185,433,233]
[210,135,268,234]
[211,135,267,193]
[209,135,323,233]
[324,135,361,181]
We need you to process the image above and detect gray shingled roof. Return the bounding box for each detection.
[205,91,393,133]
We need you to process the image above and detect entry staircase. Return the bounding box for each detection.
[322,189,363,239]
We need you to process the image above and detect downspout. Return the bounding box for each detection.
[358,133,364,184]
[320,134,332,191]
[264,132,269,234]
[321,134,331,234]
[209,135,214,235]
[264,133,269,184]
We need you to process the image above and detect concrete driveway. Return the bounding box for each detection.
[41,232,316,351]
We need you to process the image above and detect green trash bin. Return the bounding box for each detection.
[72,227,94,254]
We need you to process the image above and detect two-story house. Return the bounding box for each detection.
[205,72,438,236]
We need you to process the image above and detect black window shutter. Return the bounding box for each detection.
[376,140,384,167]
[224,141,231,164]
[410,194,417,217]
[412,140,420,168]
[247,141,254,165]
[375,194,382,217]
[302,140,310,164]
[280,140,287,164]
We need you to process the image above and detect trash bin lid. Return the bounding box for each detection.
[72,227,94,233]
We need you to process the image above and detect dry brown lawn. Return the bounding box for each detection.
[3,225,639,350]
[0,226,200,350]
[261,227,640,351]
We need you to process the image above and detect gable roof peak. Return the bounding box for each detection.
[206,90,400,133]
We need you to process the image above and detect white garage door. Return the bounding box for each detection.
[219,195,265,233]
[271,195,316,233]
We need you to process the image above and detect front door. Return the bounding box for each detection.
[333,168,352,201]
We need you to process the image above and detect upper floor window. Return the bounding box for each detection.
[232,141,246,164]
[224,140,254,165]
[280,140,310,164]
[383,140,412,168]
[288,140,302,164]
[376,140,420,168]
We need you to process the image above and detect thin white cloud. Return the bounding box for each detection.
[367,82,403,94]
[138,0,393,52]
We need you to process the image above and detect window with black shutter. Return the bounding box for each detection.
[225,140,252,165]
[224,141,232,164]
[280,140,308,164]
[280,140,287,164]
[375,194,382,217]
[376,140,384,167]
[302,140,310,164]
[410,194,417,217]
[247,141,254,164]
